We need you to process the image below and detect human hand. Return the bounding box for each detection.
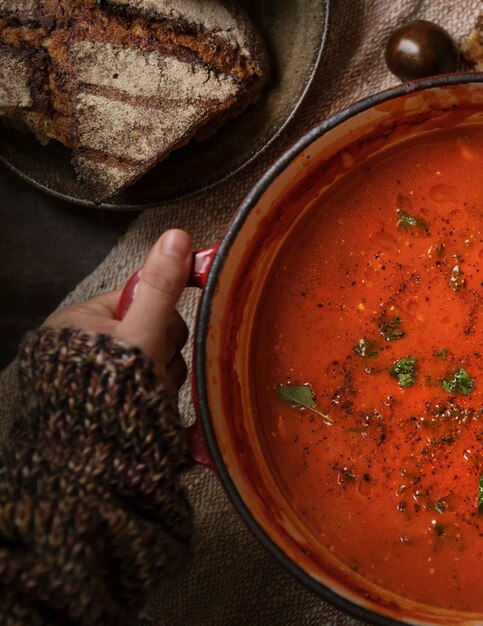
[44,229,193,391]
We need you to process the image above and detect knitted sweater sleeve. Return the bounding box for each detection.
[0,328,192,626]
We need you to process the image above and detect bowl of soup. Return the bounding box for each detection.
[189,72,483,626]
[121,72,483,624]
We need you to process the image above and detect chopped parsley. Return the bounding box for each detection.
[353,338,379,359]
[437,348,447,360]
[333,464,356,481]
[441,368,474,396]
[379,316,405,342]
[275,384,334,423]
[478,477,483,513]
[390,357,417,388]
[397,210,429,233]
[434,500,447,515]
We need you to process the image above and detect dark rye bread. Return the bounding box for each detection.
[0,0,269,201]
[462,13,483,70]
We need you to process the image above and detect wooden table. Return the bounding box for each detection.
[0,165,136,369]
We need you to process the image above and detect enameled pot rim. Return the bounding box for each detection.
[194,71,483,626]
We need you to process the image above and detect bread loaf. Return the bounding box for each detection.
[0,0,269,201]
[462,13,483,70]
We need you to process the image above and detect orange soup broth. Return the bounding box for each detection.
[252,126,483,612]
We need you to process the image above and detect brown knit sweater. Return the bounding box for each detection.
[0,328,192,626]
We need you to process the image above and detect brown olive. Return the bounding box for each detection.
[385,20,458,82]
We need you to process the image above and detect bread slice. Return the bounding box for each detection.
[0,48,33,110]
[462,13,483,70]
[0,0,269,201]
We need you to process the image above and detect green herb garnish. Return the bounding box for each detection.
[379,316,405,342]
[434,500,447,515]
[275,384,334,423]
[397,210,429,233]
[437,348,447,360]
[441,368,474,396]
[390,357,417,388]
[353,339,379,359]
[333,464,356,480]
[478,477,483,513]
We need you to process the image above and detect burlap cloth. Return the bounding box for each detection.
[1,1,481,624]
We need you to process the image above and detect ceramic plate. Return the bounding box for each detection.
[0,0,330,209]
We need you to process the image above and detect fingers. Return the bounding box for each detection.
[73,290,122,319]
[43,290,122,330]
[117,229,192,365]
[43,309,117,336]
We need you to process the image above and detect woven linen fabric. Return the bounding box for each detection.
[1,0,481,624]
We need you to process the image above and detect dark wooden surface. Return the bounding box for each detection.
[0,165,136,369]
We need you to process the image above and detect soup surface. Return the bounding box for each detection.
[252,125,483,612]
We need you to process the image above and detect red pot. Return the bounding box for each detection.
[119,73,483,626]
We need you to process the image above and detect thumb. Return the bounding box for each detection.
[118,229,192,359]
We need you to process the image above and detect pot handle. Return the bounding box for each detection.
[188,245,218,289]
[115,246,218,470]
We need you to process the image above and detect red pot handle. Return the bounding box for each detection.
[116,246,218,470]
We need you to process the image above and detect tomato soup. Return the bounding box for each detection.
[251,125,483,612]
